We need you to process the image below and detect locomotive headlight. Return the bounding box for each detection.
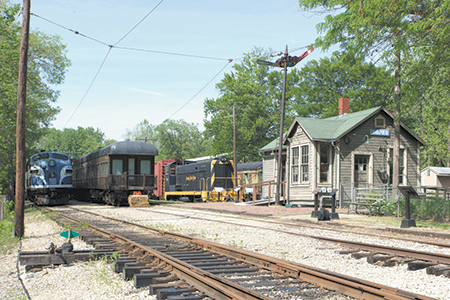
[48,159,56,167]
[49,171,57,178]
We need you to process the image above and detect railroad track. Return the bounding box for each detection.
[35,205,437,300]
[149,206,450,249]
[146,206,450,276]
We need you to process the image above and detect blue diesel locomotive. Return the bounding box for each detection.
[25,151,73,205]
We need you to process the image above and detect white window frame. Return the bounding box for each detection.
[291,144,309,184]
[291,146,299,183]
[319,144,331,183]
[388,147,406,185]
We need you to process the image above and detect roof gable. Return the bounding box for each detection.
[285,106,425,146]
[293,107,381,140]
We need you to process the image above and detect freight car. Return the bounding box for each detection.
[72,141,157,206]
[25,151,73,205]
[154,158,179,200]
[164,156,236,202]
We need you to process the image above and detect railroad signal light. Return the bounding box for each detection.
[260,47,314,69]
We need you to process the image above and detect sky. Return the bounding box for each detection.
[11,0,333,141]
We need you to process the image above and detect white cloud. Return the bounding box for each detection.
[122,87,164,97]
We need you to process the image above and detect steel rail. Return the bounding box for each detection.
[55,208,270,300]
[141,208,450,264]
[150,207,450,248]
[60,206,437,300]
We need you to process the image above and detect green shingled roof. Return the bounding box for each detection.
[259,107,381,152]
[297,106,381,140]
[259,106,425,153]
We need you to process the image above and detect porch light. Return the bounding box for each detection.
[363,135,370,144]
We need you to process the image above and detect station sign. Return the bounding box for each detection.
[370,129,390,136]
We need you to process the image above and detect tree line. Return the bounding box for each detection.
[2,0,450,198]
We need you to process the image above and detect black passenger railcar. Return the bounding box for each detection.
[25,151,73,205]
[72,141,157,205]
[164,156,236,202]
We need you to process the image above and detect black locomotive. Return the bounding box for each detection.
[72,141,157,205]
[25,151,73,205]
[164,156,236,202]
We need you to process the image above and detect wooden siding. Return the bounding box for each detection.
[287,127,315,202]
[338,111,421,202]
[284,110,422,205]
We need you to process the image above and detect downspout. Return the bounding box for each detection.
[331,140,338,206]
[286,139,291,205]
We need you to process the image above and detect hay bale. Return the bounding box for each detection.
[128,195,149,207]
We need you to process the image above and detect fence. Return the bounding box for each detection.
[339,184,394,208]
[339,184,450,208]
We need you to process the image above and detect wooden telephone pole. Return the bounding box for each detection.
[15,0,31,238]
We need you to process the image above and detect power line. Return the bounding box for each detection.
[113,0,165,47]
[30,12,112,47]
[30,12,234,62]
[114,46,233,61]
[63,47,113,128]
[166,59,233,120]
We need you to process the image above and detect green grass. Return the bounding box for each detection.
[0,201,20,254]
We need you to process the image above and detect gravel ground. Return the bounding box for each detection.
[1,204,449,300]
[0,211,153,300]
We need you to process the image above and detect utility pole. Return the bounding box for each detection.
[232,106,237,186]
[217,106,248,187]
[257,46,313,205]
[15,0,31,238]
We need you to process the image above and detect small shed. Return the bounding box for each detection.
[421,167,450,188]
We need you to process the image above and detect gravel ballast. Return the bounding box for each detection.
[1,204,449,300]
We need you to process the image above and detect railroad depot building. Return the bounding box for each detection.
[260,98,425,206]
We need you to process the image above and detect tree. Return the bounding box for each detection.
[291,52,394,118]
[204,48,292,163]
[155,119,211,160]
[37,127,114,158]
[0,2,70,196]
[123,119,157,146]
[297,0,450,192]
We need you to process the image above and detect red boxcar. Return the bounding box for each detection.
[154,158,179,199]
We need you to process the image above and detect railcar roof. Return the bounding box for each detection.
[76,141,158,163]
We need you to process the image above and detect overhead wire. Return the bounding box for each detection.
[166,59,233,120]
[113,0,165,47]
[30,12,112,47]
[114,46,232,61]
[28,5,313,128]
[63,48,113,128]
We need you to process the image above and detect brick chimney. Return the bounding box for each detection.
[339,97,349,115]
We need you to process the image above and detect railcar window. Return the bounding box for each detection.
[129,158,135,175]
[32,153,49,161]
[52,153,69,161]
[140,160,151,174]
[112,159,123,175]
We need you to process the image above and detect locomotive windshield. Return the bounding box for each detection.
[32,153,50,162]
[52,153,70,161]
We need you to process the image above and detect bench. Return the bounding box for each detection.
[347,193,384,216]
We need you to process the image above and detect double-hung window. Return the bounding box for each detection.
[388,148,405,185]
[291,145,309,183]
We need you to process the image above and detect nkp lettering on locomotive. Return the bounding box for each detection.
[72,140,158,206]
[25,151,73,205]
[164,156,236,202]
